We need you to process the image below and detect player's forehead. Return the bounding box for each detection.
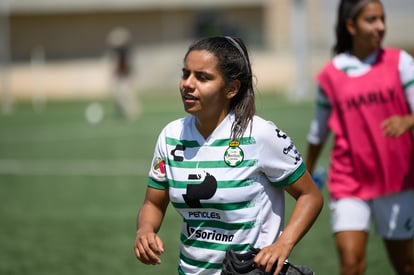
[358,1,384,19]
[183,50,220,73]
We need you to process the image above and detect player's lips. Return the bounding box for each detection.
[182,94,198,103]
[375,32,384,42]
[373,36,383,46]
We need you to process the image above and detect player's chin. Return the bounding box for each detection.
[373,37,383,49]
[182,102,199,113]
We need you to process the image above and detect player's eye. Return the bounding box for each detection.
[181,69,190,80]
[196,73,211,82]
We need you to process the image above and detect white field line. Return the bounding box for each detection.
[0,159,149,176]
[0,126,142,144]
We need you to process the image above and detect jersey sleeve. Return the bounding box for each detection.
[307,86,331,145]
[258,120,306,187]
[399,50,414,112]
[148,128,169,190]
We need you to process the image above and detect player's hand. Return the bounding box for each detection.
[381,115,411,137]
[253,242,291,275]
[134,230,164,265]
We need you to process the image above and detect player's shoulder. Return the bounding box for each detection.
[163,115,191,129]
[248,116,294,152]
[159,115,191,137]
[397,48,414,64]
[379,48,412,70]
[252,115,276,130]
[251,116,284,139]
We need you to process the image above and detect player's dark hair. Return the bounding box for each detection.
[333,0,380,55]
[185,36,255,140]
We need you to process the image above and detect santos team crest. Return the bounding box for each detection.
[224,140,244,167]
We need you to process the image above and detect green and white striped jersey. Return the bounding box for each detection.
[148,112,305,275]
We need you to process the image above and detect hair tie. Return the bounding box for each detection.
[225,36,250,73]
[348,0,376,19]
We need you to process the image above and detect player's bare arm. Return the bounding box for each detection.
[134,187,169,265]
[254,171,323,274]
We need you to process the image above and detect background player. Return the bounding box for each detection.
[305,0,414,274]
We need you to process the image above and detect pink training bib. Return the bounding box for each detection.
[318,48,414,199]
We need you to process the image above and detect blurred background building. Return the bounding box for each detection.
[1,0,413,102]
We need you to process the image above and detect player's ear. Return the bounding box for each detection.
[345,18,356,36]
[226,80,240,100]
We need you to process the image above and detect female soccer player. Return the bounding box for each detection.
[134,36,323,275]
[305,1,414,274]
